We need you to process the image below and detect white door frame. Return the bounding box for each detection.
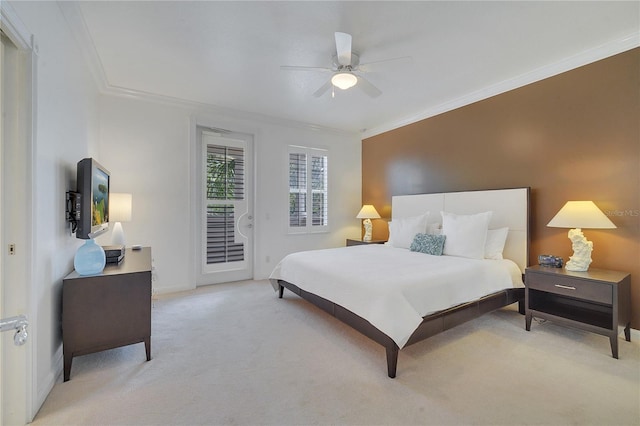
[190,119,257,287]
[1,3,37,424]
[1,24,4,426]
[200,132,253,275]
[197,127,254,285]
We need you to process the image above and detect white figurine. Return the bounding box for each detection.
[565,228,593,271]
[362,218,373,242]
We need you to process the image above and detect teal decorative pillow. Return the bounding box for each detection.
[410,233,446,256]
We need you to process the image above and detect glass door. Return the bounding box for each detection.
[199,129,253,282]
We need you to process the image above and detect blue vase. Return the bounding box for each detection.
[74,238,106,275]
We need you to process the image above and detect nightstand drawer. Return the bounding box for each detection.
[527,273,612,304]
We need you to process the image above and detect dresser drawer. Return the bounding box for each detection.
[526,272,612,304]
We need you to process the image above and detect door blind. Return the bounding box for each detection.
[207,145,245,200]
[206,144,245,264]
[206,204,244,264]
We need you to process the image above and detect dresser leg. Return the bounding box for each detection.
[145,337,151,361]
[609,335,618,359]
[525,313,532,331]
[63,352,72,382]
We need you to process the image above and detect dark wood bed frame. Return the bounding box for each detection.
[276,187,530,378]
[277,280,525,378]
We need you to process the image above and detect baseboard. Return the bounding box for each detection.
[628,328,640,340]
[153,283,195,295]
[34,345,63,420]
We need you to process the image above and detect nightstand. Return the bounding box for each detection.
[346,239,386,246]
[525,265,631,358]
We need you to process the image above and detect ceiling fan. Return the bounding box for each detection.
[281,32,411,98]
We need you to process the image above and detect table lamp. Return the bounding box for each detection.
[546,201,616,271]
[356,205,381,242]
[110,193,132,246]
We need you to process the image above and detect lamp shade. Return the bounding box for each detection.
[110,193,132,222]
[331,72,358,90]
[356,205,381,219]
[547,201,615,229]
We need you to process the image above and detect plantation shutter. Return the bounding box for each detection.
[289,152,307,227]
[206,144,245,264]
[289,146,328,232]
[311,154,328,226]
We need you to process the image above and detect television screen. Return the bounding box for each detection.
[91,166,109,227]
[76,158,110,239]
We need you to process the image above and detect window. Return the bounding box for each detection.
[288,146,328,232]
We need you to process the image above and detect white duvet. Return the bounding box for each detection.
[269,244,523,348]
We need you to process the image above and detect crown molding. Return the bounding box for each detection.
[1,1,35,51]
[362,32,640,139]
[58,2,356,137]
[58,1,109,92]
[101,84,356,137]
[58,2,638,140]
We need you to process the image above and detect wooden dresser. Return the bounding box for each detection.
[62,247,152,381]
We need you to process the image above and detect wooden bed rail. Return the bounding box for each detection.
[278,280,524,378]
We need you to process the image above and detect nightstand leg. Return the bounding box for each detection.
[624,323,631,342]
[609,335,618,359]
[525,313,532,331]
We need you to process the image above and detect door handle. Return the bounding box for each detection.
[0,315,29,346]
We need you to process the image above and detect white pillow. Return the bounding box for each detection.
[426,222,442,235]
[485,227,509,260]
[388,213,429,249]
[441,211,493,259]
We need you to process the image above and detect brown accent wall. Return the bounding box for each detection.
[362,48,640,328]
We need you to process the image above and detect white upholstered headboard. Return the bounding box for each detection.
[391,188,530,272]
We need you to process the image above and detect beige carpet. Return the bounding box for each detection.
[32,280,639,425]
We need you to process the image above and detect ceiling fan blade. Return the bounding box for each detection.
[280,65,333,72]
[356,75,382,98]
[358,56,413,72]
[313,79,333,97]
[335,32,352,66]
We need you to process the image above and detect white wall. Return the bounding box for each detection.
[8,0,101,418]
[96,95,362,293]
[10,2,361,419]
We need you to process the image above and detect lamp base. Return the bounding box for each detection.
[112,221,126,246]
[564,228,593,272]
[362,218,373,242]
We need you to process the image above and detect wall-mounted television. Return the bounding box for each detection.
[76,158,110,239]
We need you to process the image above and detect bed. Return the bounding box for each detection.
[270,187,530,378]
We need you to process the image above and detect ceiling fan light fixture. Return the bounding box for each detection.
[331,72,358,90]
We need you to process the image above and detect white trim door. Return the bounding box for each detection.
[197,129,254,284]
[1,26,5,426]
[0,8,35,423]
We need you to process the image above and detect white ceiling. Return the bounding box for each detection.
[67,1,639,136]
